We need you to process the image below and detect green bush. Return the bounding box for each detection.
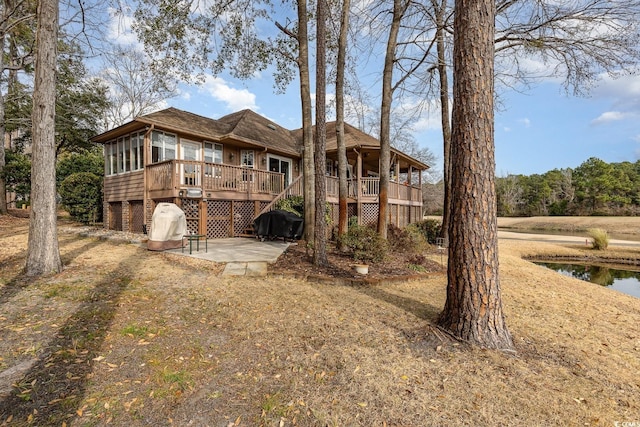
[411,218,443,244]
[59,172,103,224]
[588,228,609,250]
[339,223,388,263]
[274,196,304,216]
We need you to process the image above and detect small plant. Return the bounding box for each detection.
[120,324,149,338]
[588,228,609,250]
[339,223,388,263]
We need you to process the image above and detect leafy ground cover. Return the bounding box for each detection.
[0,214,639,426]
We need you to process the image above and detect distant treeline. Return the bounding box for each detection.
[496,157,640,217]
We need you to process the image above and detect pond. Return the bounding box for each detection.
[535,262,640,298]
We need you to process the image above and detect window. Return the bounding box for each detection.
[117,138,124,173]
[151,130,176,163]
[105,132,145,175]
[123,136,131,172]
[204,142,223,177]
[105,142,114,175]
[241,150,254,168]
[131,133,143,170]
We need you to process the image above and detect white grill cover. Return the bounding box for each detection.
[147,203,188,251]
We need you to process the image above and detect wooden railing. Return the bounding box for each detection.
[146,160,421,202]
[257,175,304,217]
[326,176,358,198]
[146,160,285,195]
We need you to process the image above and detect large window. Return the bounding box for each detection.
[151,130,176,163]
[105,131,145,176]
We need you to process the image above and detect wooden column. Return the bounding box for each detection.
[356,149,362,225]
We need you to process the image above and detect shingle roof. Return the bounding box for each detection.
[216,109,300,156]
[137,107,233,138]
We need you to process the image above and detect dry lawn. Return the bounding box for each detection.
[0,215,639,426]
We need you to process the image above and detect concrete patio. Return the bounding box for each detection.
[164,237,292,276]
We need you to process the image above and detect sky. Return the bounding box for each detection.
[102,5,640,180]
[166,70,640,179]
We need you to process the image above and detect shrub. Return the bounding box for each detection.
[274,196,304,216]
[59,172,103,224]
[339,223,388,263]
[411,218,442,244]
[388,223,428,253]
[588,228,609,250]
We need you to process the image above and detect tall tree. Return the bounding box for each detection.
[101,46,176,127]
[25,0,61,275]
[378,0,409,239]
[0,0,36,214]
[274,1,316,245]
[438,0,513,349]
[335,0,350,247]
[314,0,328,265]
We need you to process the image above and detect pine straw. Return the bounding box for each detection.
[0,215,639,426]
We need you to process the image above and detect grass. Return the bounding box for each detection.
[0,215,639,426]
[588,227,610,250]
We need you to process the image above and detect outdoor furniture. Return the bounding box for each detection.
[182,234,207,254]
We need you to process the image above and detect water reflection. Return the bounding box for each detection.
[536,262,640,298]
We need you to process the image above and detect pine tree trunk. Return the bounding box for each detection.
[297,0,315,245]
[438,0,513,349]
[25,0,61,276]
[336,0,350,248]
[0,10,7,216]
[378,0,405,239]
[434,0,451,242]
[313,0,328,265]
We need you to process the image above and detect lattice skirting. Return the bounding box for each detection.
[207,200,231,239]
[233,201,255,236]
[110,202,123,231]
[129,201,145,233]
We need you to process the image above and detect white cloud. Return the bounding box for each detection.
[591,111,634,125]
[200,75,258,111]
[518,118,531,128]
[503,127,512,132]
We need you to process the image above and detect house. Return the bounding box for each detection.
[92,107,428,238]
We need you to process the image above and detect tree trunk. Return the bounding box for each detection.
[297,0,315,246]
[438,0,513,349]
[313,0,328,265]
[434,0,451,242]
[378,0,405,239]
[336,0,350,249]
[25,0,61,276]
[0,6,7,216]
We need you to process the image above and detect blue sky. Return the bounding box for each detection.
[167,71,640,178]
[104,6,640,179]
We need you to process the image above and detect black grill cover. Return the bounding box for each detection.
[254,209,304,240]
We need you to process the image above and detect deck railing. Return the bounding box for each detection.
[147,160,285,195]
[146,160,421,202]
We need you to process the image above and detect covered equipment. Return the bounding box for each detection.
[147,203,188,251]
[253,209,304,241]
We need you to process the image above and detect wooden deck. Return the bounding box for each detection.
[145,160,422,205]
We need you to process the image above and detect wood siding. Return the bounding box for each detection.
[104,171,144,202]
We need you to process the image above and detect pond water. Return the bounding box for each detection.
[535,262,640,298]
